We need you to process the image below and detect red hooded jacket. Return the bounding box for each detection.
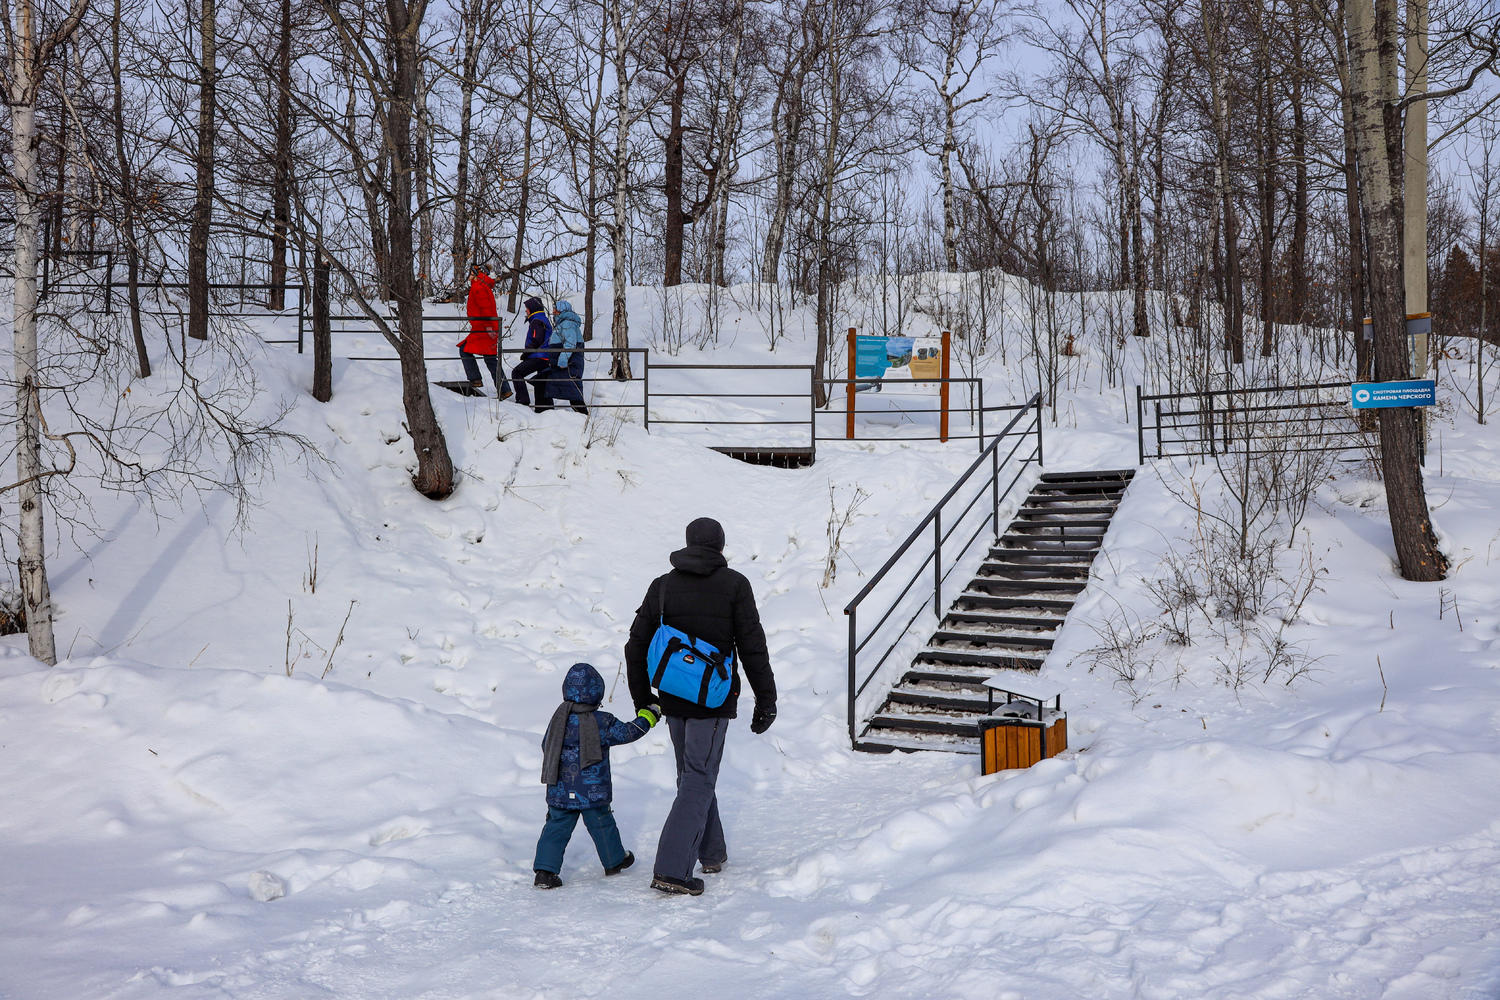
[461,272,500,355]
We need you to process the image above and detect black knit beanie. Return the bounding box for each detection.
[685,517,725,552]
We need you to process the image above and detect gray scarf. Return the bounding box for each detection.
[540,701,602,786]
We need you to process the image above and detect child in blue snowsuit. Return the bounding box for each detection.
[543,300,589,415]
[535,662,661,888]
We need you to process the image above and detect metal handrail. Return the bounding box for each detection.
[842,393,1043,750]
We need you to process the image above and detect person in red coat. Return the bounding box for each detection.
[459,261,512,398]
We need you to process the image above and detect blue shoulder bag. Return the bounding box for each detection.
[647,584,734,708]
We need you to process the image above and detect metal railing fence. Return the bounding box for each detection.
[841,393,1044,751]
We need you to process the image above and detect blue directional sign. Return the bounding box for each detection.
[854,335,891,378]
[1351,379,1436,409]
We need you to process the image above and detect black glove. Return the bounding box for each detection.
[750,703,776,734]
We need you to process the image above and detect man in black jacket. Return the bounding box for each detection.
[625,516,776,896]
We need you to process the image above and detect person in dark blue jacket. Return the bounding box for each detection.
[511,296,556,411]
[534,662,662,888]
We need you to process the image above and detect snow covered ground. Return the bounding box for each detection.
[3,282,1499,999]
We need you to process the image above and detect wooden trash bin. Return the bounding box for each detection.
[978,689,1067,775]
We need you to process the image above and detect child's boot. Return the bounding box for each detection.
[533,870,563,889]
[605,851,635,876]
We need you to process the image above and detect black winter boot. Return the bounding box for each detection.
[650,873,705,896]
[533,870,563,889]
[605,851,635,876]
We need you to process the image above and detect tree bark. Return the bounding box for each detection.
[110,0,150,377]
[1345,0,1446,581]
[385,0,453,497]
[187,0,216,340]
[269,0,292,311]
[7,0,88,664]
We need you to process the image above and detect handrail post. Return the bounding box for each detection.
[977,380,986,452]
[933,513,943,618]
[991,437,1000,534]
[642,350,651,430]
[1034,394,1044,466]
[1135,385,1145,464]
[847,608,858,748]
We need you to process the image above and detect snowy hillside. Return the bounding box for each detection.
[3,283,1499,999]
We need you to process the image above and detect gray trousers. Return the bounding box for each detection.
[654,715,729,881]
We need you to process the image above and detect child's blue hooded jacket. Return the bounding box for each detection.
[550,301,584,371]
[541,663,650,810]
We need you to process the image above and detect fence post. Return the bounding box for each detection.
[104,251,115,315]
[297,285,306,354]
[1205,392,1215,457]
[809,365,817,463]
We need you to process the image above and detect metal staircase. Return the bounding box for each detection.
[857,469,1134,753]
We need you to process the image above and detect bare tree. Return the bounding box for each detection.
[3,0,90,663]
[186,0,215,340]
[313,0,455,497]
[899,0,1009,273]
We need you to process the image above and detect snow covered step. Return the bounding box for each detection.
[1016,504,1120,518]
[929,628,1055,651]
[942,609,1067,630]
[1039,469,1135,483]
[885,686,996,713]
[978,563,1090,581]
[965,578,1087,596]
[1007,519,1111,531]
[952,593,1076,614]
[865,711,983,738]
[854,729,982,755]
[997,534,1101,549]
[899,666,996,690]
[912,646,1046,671]
[985,547,1095,564]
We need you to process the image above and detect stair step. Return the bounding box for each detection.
[1031,481,1130,494]
[979,563,1090,580]
[1039,469,1135,483]
[929,629,1055,650]
[987,547,1096,563]
[866,712,983,738]
[913,647,1046,670]
[1021,493,1124,506]
[1017,505,1120,518]
[942,609,1067,630]
[1007,519,1111,531]
[885,687,997,713]
[900,667,996,688]
[967,579,1087,597]
[854,730,981,754]
[997,537,1101,552]
[952,593,1076,613]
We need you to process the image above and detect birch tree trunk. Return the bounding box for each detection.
[7,0,89,664]
[607,0,634,379]
[1345,0,1446,581]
